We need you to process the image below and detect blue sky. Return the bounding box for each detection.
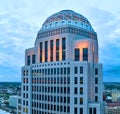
[0,0,120,82]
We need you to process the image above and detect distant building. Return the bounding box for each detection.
[105,102,120,114]
[17,10,103,114]
[111,89,120,102]
[9,95,18,108]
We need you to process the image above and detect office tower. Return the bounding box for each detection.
[17,10,103,114]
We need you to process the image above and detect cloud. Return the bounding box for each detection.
[86,7,120,45]
[0,13,39,46]
[85,7,120,81]
[0,12,39,82]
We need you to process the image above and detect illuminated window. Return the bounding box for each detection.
[75,48,80,61]
[80,98,83,104]
[80,77,83,84]
[80,87,83,94]
[83,48,88,61]
[23,107,28,113]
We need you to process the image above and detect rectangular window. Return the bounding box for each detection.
[32,54,35,64]
[74,97,77,104]
[40,42,42,63]
[51,68,53,75]
[74,77,78,84]
[18,99,21,104]
[67,77,70,84]
[83,48,88,61]
[95,68,98,75]
[67,106,70,113]
[45,41,48,62]
[95,87,98,93]
[80,77,83,84]
[57,68,59,74]
[74,107,77,114]
[54,68,56,75]
[80,87,83,94]
[95,77,98,84]
[80,108,83,114]
[62,37,66,60]
[74,87,77,94]
[89,108,92,114]
[57,105,59,111]
[64,97,66,103]
[67,87,70,94]
[50,40,53,61]
[67,97,70,103]
[60,68,63,74]
[80,66,83,74]
[27,55,30,65]
[80,98,83,104]
[74,67,78,74]
[64,106,66,112]
[64,87,66,93]
[56,39,59,61]
[67,67,70,74]
[60,105,62,111]
[95,96,98,102]
[48,69,50,75]
[75,48,80,61]
[93,108,97,114]
[45,69,47,75]
[64,67,66,74]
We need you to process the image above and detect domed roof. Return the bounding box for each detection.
[41,10,94,31]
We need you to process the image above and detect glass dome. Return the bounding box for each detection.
[41,10,94,31]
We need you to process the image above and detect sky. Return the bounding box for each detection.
[0,0,120,82]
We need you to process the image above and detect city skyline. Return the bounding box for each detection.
[0,0,120,82]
